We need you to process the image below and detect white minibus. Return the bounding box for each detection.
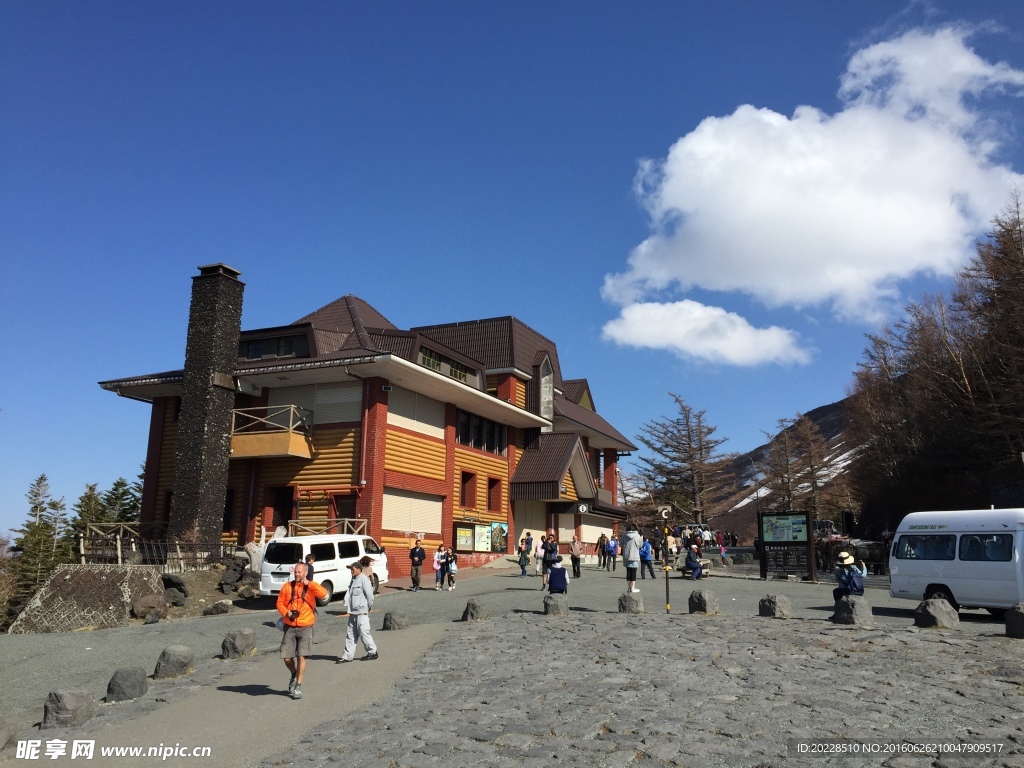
[259,533,389,606]
[888,508,1024,614]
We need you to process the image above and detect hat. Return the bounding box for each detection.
[837,551,855,565]
[349,561,364,570]
[690,544,698,550]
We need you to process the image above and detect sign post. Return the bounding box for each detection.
[758,510,816,582]
[658,506,672,613]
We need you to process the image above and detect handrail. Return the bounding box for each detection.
[232,405,313,435]
[287,519,367,536]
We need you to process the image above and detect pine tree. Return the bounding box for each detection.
[103,477,140,523]
[10,475,73,608]
[68,483,110,542]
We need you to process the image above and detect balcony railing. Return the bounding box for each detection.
[230,405,315,459]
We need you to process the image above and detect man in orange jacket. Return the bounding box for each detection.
[277,561,327,700]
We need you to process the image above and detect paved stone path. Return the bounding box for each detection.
[4,560,1023,767]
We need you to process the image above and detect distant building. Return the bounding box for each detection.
[100,277,635,576]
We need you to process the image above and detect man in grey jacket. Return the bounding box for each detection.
[337,561,378,663]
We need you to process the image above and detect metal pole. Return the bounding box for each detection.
[663,532,672,613]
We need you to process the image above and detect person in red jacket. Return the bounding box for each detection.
[277,562,327,700]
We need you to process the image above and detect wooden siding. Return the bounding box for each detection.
[562,470,578,501]
[259,427,359,525]
[155,406,179,521]
[514,378,526,409]
[454,448,508,523]
[385,428,446,481]
[221,461,249,541]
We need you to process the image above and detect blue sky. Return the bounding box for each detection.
[2,2,1023,534]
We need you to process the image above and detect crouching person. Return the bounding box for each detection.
[278,561,327,700]
[337,561,378,663]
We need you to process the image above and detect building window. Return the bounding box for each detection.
[239,335,309,360]
[455,409,506,456]
[487,478,500,512]
[419,346,473,383]
[460,472,477,509]
[421,347,443,372]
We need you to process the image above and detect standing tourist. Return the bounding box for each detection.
[517,538,530,577]
[568,535,584,579]
[621,523,642,593]
[444,547,458,590]
[605,534,619,572]
[277,562,327,700]
[409,539,426,592]
[336,561,378,663]
[541,533,558,589]
[596,532,608,569]
[433,544,445,590]
[639,537,656,580]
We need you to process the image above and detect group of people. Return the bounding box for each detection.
[407,539,459,592]
[275,559,378,701]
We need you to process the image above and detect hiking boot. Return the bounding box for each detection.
[362,652,379,661]
[288,675,297,694]
[291,686,302,700]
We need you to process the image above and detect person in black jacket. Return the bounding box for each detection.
[541,534,558,589]
[685,545,704,580]
[409,539,426,592]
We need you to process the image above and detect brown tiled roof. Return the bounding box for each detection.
[511,432,581,500]
[561,379,590,407]
[412,316,563,387]
[293,295,397,334]
[554,395,636,451]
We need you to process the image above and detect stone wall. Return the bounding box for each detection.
[7,564,162,634]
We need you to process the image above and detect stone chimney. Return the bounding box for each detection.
[168,264,244,549]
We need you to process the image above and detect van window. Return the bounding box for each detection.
[893,535,955,560]
[310,543,336,561]
[338,541,360,559]
[363,538,382,555]
[959,534,1013,562]
[264,542,303,565]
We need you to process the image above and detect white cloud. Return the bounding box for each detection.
[601,300,811,366]
[602,25,1024,364]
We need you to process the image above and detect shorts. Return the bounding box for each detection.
[542,560,555,574]
[280,625,313,659]
[626,566,638,581]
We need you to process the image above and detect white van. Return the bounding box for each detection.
[889,509,1024,613]
[259,534,389,606]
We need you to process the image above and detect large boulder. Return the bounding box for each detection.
[461,599,487,621]
[688,590,720,615]
[42,690,96,729]
[544,594,569,616]
[218,570,241,593]
[382,612,412,630]
[759,594,794,618]
[1006,603,1024,639]
[913,599,960,629]
[222,629,257,659]
[131,594,168,619]
[106,667,148,702]
[618,591,643,614]
[154,645,195,679]
[830,595,875,626]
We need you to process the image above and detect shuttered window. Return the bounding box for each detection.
[387,386,445,439]
[314,383,361,424]
[558,513,575,542]
[382,489,443,534]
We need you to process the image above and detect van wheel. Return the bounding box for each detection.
[372,574,380,595]
[924,585,959,611]
[316,581,333,607]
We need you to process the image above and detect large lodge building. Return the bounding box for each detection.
[100,266,636,577]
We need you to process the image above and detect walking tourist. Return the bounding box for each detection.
[337,561,378,663]
[277,562,327,700]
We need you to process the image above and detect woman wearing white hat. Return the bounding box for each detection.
[833,551,867,601]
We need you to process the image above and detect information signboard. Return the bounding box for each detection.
[758,511,816,581]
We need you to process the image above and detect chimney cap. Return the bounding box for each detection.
[196,263,242,280]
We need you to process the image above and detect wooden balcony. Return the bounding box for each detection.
[230,405,314,459]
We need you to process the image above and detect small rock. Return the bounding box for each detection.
[131,594,168,619]
[831,595,875,626]
[1006,603,1024,639]
[203,600,232,616]
[160,573,189,597]
[154,645,195,679]
[382,612,412,630]
[462,599,487,621]
[163,587,186,607]
[618,591,643,614]
[544,594,569,616]
[689,590,720,615]
[42,690,96,729]
[235,585,257,600]
[222,629,257,659]
[914,599,960,629]
[759,594,793,618]
[106,667,148,702]
[144,611,161,625]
